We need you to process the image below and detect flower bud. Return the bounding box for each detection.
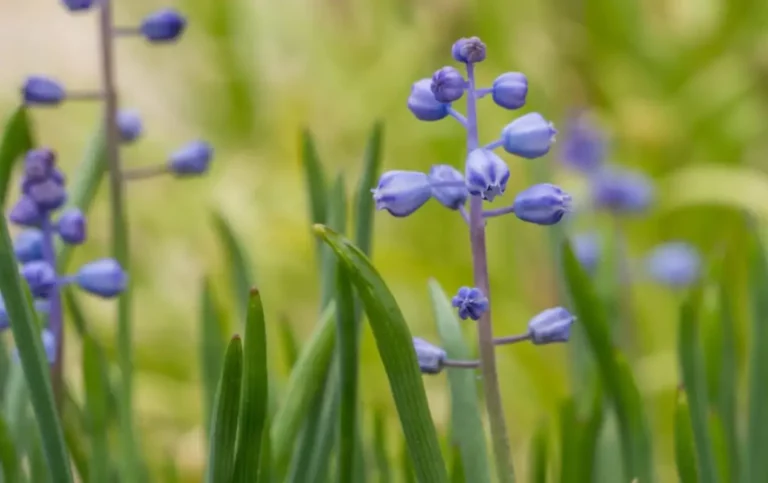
[22,76,66,105]
[26,178,67,211]
[451,286,489,321]
[428,165,467,210]
[75,259,127,298]
[371,171,432,217]
[117,109,143,143]
[465,149,510,202]
[41,329,56,363]
[590,167,654,213]
[168,141,213,176]
[430,67,465,103]
[412,337,447,375]
[56,208,87,245]
[23,148,55,182]
[491,72,528,110]
[9,196,43,227]
[513,183,571,225]
[528,307,575,345]
[645,242,701,288]
[14,230,44,263]
[61,0,94,11]
[560,112,605,173]
[451,37,486,63]
[141,8,187,42]
[571,233,600,274]
[407,79,449,121]
[502,113,557,159]
[21,261,56,298]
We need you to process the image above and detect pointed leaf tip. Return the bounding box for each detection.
[249,287,259,296]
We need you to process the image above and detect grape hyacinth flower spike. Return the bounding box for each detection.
[373,36,577,479]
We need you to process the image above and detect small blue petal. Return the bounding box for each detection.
[431,67,465,103]
[491,72,528,110]
[451,286,488,321]
[117,109,143,143]
[14,230,45,263]
[513,183,572,225]
[412,337,447,374]
[0,297,7,331]
[26,178,67,211]
[451,37,486,63]
[528,307,575,344]
[407,79,450,121]
[168,141,213,176]
[23,148,56,182]
[76,259,127,298]
[428,164,467,210]
[22,76,66,105]
[61,0,94,11]
[559,112,605,173]
[590,167,654,213]
[372,170,432,217]
[9,196,43,227]
[502,113,557,159]
[645,242,701,288]
[571,233,600,273]
[464,149,510,202]
[141,8,187,42]
[21,261,56,298]
[57,208,87,245]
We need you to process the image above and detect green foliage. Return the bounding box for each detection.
[0,106,34,208]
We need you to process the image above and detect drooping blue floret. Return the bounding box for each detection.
[412,337,447,374]
[501,113,557,159]
[465,149,510,202]
[512,183,572,226]
[528,307,575,344]
[22,76,66,105]
[141,8,187,43]
[372,170,433,217]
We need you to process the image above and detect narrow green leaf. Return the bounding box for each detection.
[373,409,392,483]
[558,400,580,483]
[301,129,328,228]
[206,336,244,483]
[561,241,653,483]
[401,442,417,483]
[428,279,490,483]
[0,214,71,482]
[270,304,337,475]
[4,365,28,447]
[336,265,359,483]
[746,227,768,483]
[290,379,338,483]
[450,443,465,483]
[0,410,18,483]
[199,278,227,439]
[278,315,299,369]
[83,336,111,483]
[0,106,34,207]
[212,210,255,319]
[529,421,548,483]
[29,421,50,483]
[562,380,605,483]
[233,289,269,483]
[353,121,383,256]
[315,225,448,482]
[679,290,718,483]
[62,388,91,483]
[675,391,699,483]
[258,418,272,483]
[320,174,347,306]
[716,286,739,483]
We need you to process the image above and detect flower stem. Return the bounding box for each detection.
[465,62,515,483]
[98,1,142,480]
[40,216,63,405]
[121,165,169,181]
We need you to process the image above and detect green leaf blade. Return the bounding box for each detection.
[336,264,360,483]
[83,335,111,483]
[200,278,227,439]
[675,390,699,483]
[0,106,34,207]
[212,211,255,319]
[353,121,383,257]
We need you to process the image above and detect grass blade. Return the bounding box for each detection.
[206,335,244,483]
[353,121,383,256]
[428,279,490,483]
[315,225,448,482]
[675,390,699,483]
[0,410,18,483]
[270,304,337,475]
[561,241,653,483]
[83,335,111,483]
[233,289,269,483]
[212,210,255,319]
[716,286,739,483]
[373,408,392,483]
[529,421,548,483]
[301,129,328,229]
[199,278,227,439]
[290,380,339,483]
[278,315,299,369]
[678,290,718,483]
[0,213,71,482]
[258,417,273,483]
[62,388,91,483]
[336,265,360,483]
[0,106,34,207]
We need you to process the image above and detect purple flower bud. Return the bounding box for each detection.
[41,329,56,363]
[117,110,143,143]
[571,233,600,273]
[502,113,557,159]
[56,208,87,245]
[560,112,605,173]
[61,0,94,11]
[168,141,213,176]
[22,76,66,105]
[14,230,45,263]
[590,167,654,213]
[528,307,575,344]
[428,165,467,210]
[491,72,528,110]
[451,37,486,63]
[412,337,447,375]
[9,196,43,227]
[645,242,701,288]
[371,171,432,217]
[21,261,56,298]
[407,79,450,121]
[465,149,510,202]
[513,183,572,225]
[451,286,489,321]
[75,259,127,298]
[430,67,465,103]
[26,179,67,211]
[141,8,187,42]
[23,148,55,182]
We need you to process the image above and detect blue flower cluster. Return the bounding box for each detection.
[370,37,576,373]
[3,149,127,362]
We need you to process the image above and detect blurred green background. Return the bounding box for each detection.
[4,0,768,480]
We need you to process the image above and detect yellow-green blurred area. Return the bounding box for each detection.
[3,0,768,481]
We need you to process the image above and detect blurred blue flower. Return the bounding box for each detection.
[61,0,94,11]
[428,165,467,210]
[26,179,67,211]
[141,8,187,42]
[431,67,465,103]
[75,259,127,298]
[501,113,557,159]
[451,286,489,321]
[117,109,143,143]
[23,148,55,182]
[645,242,701,288]
[168,141,213,176]
[571,233,600,273]
[513,183,571,225]
[13,230,44,264]
[56,208,87,245]
[528,307,575,345]
[407,79,449,121]
[21,261,56,298]
[22,76,66,105]
[451,37,486,64]
[590,167,654,213]
[491,72,528,110]
[412,337,447,374]
[11,329,56,364]
[372,171,433,217]
[465,149,510,202]
[9,196,43,227]
[560,112,605,173]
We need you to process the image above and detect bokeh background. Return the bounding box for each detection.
[3,0,768,481]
